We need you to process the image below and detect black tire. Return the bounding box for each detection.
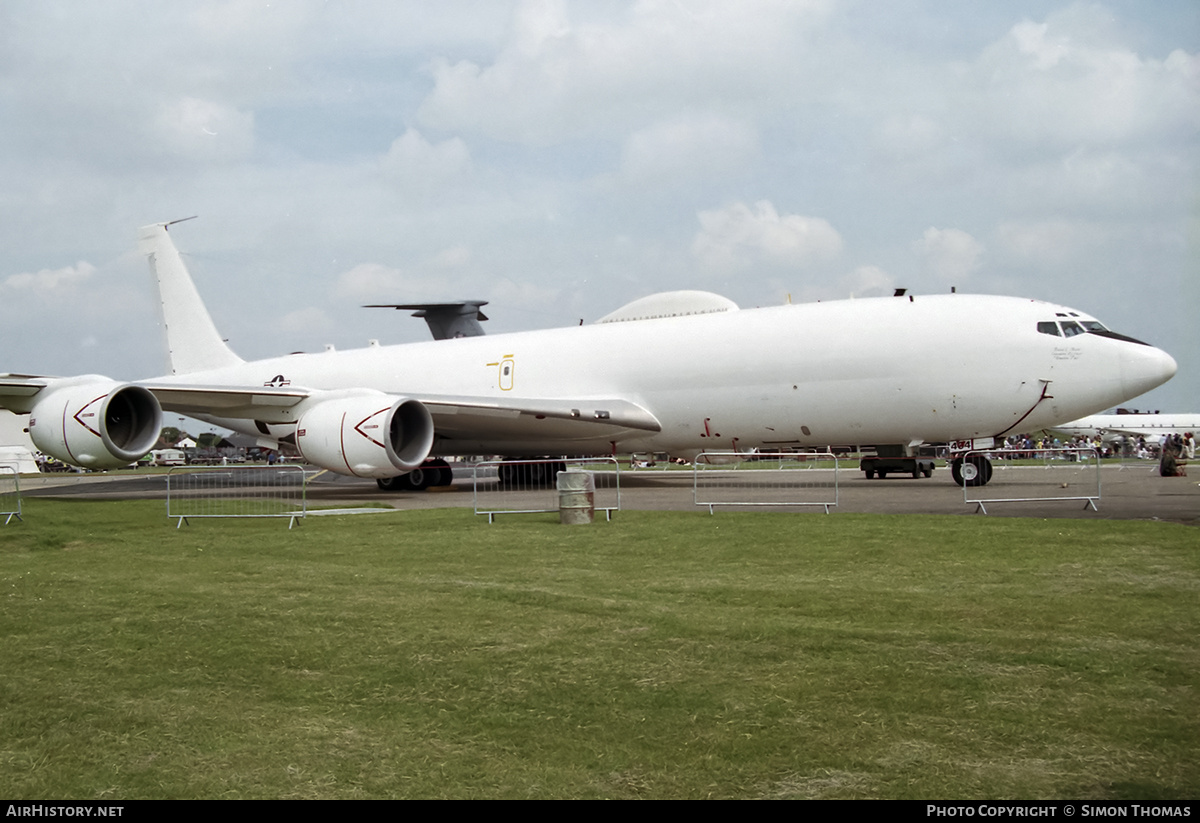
[951,455,993,487]
[408,467,433,490]
[865,467,876,479]
[498,460,561,488]
[376,468,431,491]
[423,459,452,487]
[498,462,533,487]
[525,462,548,485]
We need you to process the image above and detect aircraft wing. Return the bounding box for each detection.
[0,374,58,413]
[4,373,659,431]
[0,375,313,421]
[0,374,52,399]
[417,394,661,436]
[144,383,663,434]
[142,384,312,421]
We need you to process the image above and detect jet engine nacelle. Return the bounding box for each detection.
[28,376,163,469]
[295,391,434,478]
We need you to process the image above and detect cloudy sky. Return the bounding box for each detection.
[1,0,1196,413]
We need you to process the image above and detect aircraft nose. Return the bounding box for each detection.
[1121,343,1177,398]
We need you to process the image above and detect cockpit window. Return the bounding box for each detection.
[1038,317,1147,345]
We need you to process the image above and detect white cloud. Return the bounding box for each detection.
[994,219,1102,269]
[972,7,1200,147]
[380,128,472,190]
[416,0,831,144]
[692,201,843,273]
[617,114,759,186]
[154,97,255,162]
[0,3,1194,410]
[875,114,944,159]
[912,227,984,284]
[2,262,97,293]
[430,246,472,269]
[488,277,562,315]
[274,306,334,336]
[336,263,421,301]
[334,256,475,304]
[840,265,895,299]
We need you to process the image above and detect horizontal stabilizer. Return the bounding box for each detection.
[365,301,489,340]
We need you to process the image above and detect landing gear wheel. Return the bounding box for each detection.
[376,468,432,492]
[951,455,993,487]
[525,462,548,486]
[497,460,563,487]
[424,458,453,487]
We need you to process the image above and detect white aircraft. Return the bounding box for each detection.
[0,221,1178,488]
[1051,413,1199,442]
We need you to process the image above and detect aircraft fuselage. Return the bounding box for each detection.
[161,293,1176,458]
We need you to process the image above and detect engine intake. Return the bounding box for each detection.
[29,377,163,469]
[295,392,434,478]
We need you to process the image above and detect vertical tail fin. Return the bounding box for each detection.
[138,220,243,375]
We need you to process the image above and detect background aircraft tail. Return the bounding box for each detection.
[139,221,244,375]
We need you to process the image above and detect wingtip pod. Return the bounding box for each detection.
[140,220,243,376]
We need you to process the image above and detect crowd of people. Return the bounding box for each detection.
[1159,432,1194,477]
[998,431,1195,469]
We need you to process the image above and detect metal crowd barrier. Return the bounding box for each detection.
[692,452,839,514]
[962,448,1100,514]
[0,466,21,525]
[471,457,621,523]
[166,465,309,528]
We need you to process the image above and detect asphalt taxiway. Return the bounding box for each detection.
[14,461,1199,525]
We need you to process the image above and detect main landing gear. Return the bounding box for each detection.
[376,458,453,492]
[496,460,567,487]
[950,454,993,487]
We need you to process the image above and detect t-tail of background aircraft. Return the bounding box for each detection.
[0,221,1178,487]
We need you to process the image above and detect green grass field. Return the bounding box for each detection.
[1,499,1196,799]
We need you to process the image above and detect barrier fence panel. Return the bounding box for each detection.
[472,458,620,522]
[692,452,839,514]
[0,466,20,524]
[166,465,309,528]
[963,448,1100,514]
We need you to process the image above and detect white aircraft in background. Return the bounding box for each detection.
[1052,412,1199,442]
[0,221,1178,488]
